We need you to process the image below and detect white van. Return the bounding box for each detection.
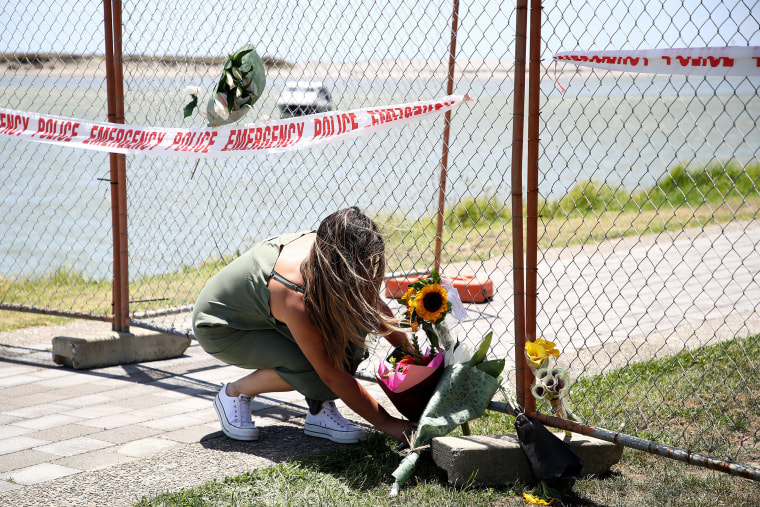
[277,81,336,117]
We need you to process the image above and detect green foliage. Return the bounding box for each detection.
[570,334,760,454]
[546,159,760,217]
[445,195,510,227]
[647,159,760,207]
[551,180,629,217]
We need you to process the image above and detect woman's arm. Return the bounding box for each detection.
[277,290,416,441]
[378,300,411,349]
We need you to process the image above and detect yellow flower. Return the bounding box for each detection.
[522,492,556,505]
[401,287,417,309]
[414,283,448,322]
[525,338,559,369]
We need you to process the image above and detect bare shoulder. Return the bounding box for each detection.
[268,232,316,327]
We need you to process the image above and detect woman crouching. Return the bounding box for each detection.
[192,207,416,443]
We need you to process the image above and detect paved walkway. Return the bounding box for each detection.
[0,327,389,506]
[1,221,759,505]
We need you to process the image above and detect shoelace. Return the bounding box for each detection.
[321,401,354,429]
[235,395,253,424]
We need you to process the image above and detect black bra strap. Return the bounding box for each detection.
[271,270,305,294]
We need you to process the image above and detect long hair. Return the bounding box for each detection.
[301,207,398,369]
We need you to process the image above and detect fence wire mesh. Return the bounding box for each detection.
[0,0,758,474]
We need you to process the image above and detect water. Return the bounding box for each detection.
[3,68,758,282]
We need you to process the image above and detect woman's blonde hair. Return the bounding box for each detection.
[301,207,398,369]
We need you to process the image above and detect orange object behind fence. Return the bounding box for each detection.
[384,274,493,304]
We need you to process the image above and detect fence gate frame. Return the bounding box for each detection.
[501,0,760,483]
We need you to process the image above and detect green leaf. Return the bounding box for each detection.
[474,358,505,378]
[465,331,493,366]
[182,94,198,118]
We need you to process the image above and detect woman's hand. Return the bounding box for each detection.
[381,417,418,443]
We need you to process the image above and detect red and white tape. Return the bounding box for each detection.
[0,94,473,157]
[553,46,760,76]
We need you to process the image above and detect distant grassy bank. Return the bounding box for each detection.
[1,52,291,69]
[383,159,760,269]
[1,160,758,332]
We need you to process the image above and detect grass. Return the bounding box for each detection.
[135,335,760,506]
[2,159,759,332]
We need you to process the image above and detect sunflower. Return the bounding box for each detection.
[413,283,448,322]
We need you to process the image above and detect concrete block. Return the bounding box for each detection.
[52,329,190,370]
[432,433,623,486]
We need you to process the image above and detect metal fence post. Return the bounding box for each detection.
[524,0,543,415]
[433,0,460,273]
[512,0,529,410]
[103,0,129,332]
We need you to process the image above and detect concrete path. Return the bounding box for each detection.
[1,221,759,505]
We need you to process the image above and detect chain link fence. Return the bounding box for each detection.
[1,0,758,477]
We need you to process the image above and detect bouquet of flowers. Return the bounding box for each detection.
[522,339,584,505]
[524,338,580,428]
[377,270,453,421]
[183,44,266,127]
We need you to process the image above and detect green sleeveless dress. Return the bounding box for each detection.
[192,231,365,402]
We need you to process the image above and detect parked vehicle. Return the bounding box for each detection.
[277,81,336,117]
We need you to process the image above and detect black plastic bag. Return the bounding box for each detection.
[514,409,584,481]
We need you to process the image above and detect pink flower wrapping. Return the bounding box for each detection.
[377,352,444,421]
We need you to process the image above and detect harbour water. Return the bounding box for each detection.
[1,63,759,280]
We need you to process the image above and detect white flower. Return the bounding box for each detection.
[213,93,229,120]
[184,85,199,96]
[443,342,472,366]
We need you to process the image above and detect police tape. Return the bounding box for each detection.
[553,46,760,76]
[0,94,473,157]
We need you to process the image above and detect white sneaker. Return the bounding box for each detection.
[214,383,259,441]
[304,400,367,444]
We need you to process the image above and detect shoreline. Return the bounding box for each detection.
[1,53,598,83]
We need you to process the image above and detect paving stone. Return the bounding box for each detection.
[138,413,203,431]
[29,423,100,442]
[117,437,180,458]
[0,375,41,388]
[55,392,119,409]
[78,411,154,430]
[0,436,51,456]
[0,425,33,439]
[11,414,85,431]
[159,425,220,444]
[53,448,136,471]
[35,373,100,388]
[39,380,115,398]
[0,449,54,473]
[22,367,72,380]
[111,394,176,409]
[89,425,162,445]
[33,436,112,457]
[0,365,35,378]
[0,390,74,408]
[4,403,71,419]
[61,403,127,420]
[0,478,23,492]
[0,414,23,425]
[182,407,218,424]
[0,462,80,485]
[0,382,51,398]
